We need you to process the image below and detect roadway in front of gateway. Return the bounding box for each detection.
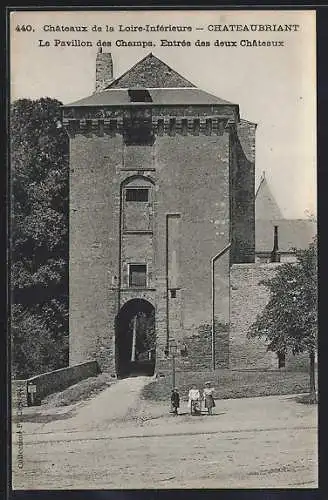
[12,377,318,489]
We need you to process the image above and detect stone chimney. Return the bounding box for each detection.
[95,48,113,93]
[270,225,281,263]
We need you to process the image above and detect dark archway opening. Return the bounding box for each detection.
[115,299,156,378]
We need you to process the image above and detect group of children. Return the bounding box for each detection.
[170,382,216,416]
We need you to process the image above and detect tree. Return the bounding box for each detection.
[11,98,69,378]
[11,304,69,380]
[248,237,318,400]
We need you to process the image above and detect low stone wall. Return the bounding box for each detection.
[13,360,100,406]
[156,329,229,374]
[181,331,229,370]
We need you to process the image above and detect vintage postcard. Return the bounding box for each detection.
[10,8,317,490]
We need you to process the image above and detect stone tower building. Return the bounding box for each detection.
[62,51,256,376]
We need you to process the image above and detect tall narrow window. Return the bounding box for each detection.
[129,264,147,288]
[123,178,153,231]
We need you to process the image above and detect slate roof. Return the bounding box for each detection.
[64,87,234,107]
[256,219,316,253]
[63,52,236,108]
[107,53,196,89]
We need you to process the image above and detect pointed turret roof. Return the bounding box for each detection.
[255,171,283,220]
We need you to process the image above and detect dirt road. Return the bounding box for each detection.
[12,376,318,489]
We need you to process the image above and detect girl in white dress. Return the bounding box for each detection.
[188,385,201,415]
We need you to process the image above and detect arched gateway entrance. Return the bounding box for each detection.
[115,299,156,378]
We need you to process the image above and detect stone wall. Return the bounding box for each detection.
[154,132,231,357]
[25,360,100,405]
[230,263,280,369]
[69,118,234,373]
[183,330,229,370]
[156,329,229,373]
[230,263,310,370]
[69,134,122,371]
[230,120,256,264]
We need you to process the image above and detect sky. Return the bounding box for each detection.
[10,9,317,218]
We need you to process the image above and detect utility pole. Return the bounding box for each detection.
[169,339,178,389]
[172,352,176,389]
[131,315,137,362]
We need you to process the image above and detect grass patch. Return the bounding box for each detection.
[12,411,74,424]
[42,372,117,407]
[142,369,311,402]
[295,393,318,405]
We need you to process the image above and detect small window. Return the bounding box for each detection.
[125,189,149,202]
[170,289,177,298]
[129,264,147,287]
[128,89,152,102]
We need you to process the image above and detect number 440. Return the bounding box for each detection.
[15,25,34,32]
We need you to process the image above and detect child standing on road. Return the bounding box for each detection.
[203,381,215,415]
[188,385,201,415]
[171,388,180,415]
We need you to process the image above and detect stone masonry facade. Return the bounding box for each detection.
[67,118,255,373]
[64,53,261,375]
[230,263,280,369]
